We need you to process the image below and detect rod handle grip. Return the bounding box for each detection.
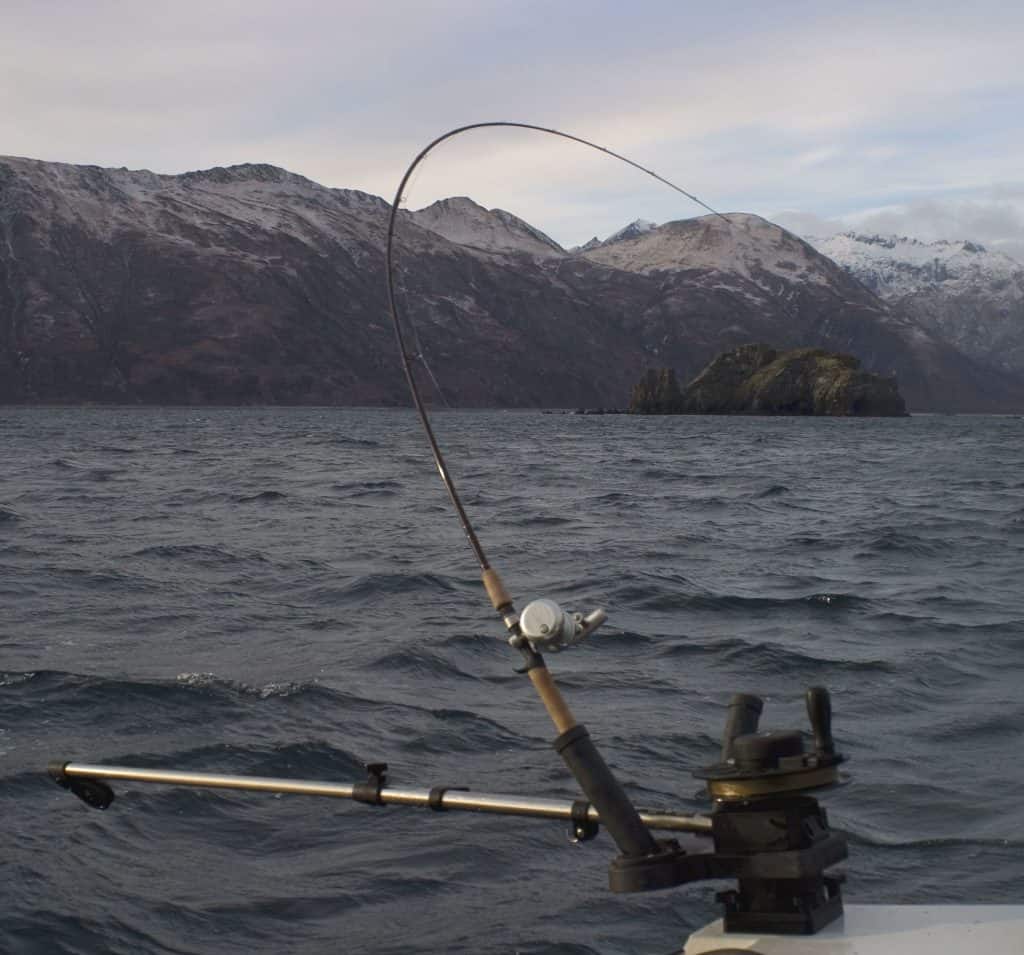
[482,568,512,612]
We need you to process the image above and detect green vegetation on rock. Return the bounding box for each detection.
[629,368,682,414]
[629,344,907,416]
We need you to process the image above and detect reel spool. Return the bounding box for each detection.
[695,687,844,800]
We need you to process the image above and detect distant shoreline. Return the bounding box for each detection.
[5,402,1021,416]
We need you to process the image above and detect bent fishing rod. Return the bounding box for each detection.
[51,125,850,932]
[379,121,739,863]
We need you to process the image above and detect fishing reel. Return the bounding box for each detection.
[516,598,608,652]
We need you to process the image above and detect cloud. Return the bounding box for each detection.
[771,210,845,237]
[2,0,1023,250]
[774,193,1024,263]
[851,198,1024,262]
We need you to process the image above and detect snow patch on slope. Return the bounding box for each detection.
[807,230,1024,372]
[582,213,832,288]
[808,232,1024,298]
[410,196,564,257]
[0,156,393,257]
[604,218,659,245]
[570,219,658,252]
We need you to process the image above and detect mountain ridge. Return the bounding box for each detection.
[410,196,564,257]
[1,155,1021,411]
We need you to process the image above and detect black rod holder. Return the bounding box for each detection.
[553,725,659,858]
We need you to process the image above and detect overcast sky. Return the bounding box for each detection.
[3,0,1023,258]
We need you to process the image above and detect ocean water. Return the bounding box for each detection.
[2,407,1023,955]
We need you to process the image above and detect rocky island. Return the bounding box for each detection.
[630,344,908,416]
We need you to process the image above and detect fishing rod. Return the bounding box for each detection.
[51,123,852,937]
[380,121,745,867]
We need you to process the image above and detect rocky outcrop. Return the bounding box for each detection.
[661,344,907,416]
[629,368,683,414]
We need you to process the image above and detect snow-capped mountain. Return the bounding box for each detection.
[571,218,658,253]
[409,196,564,257]
[582,213,832,286]
[1,154,1021,410]
[807,232,1024,374]
[603,218,658,245]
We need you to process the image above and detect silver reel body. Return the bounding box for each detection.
[517,598,607,653]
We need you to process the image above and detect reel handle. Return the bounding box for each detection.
[720,694,763,761]
[807,686,835,755]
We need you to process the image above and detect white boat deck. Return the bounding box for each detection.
[684,904,1024,953]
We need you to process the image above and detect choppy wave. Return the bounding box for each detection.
[53,457,126,481]
[306,434,381,448]
[234,489,288,503]
[655,637,892,675]
[331,478,402,497]
[608,581,869,614]
[857,529,945,557]
[753,483,791,498]
[365,646,483,683]
[130,543,270,565]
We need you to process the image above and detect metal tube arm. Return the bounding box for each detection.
[49,761,711,835]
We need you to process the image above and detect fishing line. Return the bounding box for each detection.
[392,165,452,407]
[385,121,730,575]
[407,313,451,409]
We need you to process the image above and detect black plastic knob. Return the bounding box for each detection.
[806,686,835,755]
[721,694,764,761]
